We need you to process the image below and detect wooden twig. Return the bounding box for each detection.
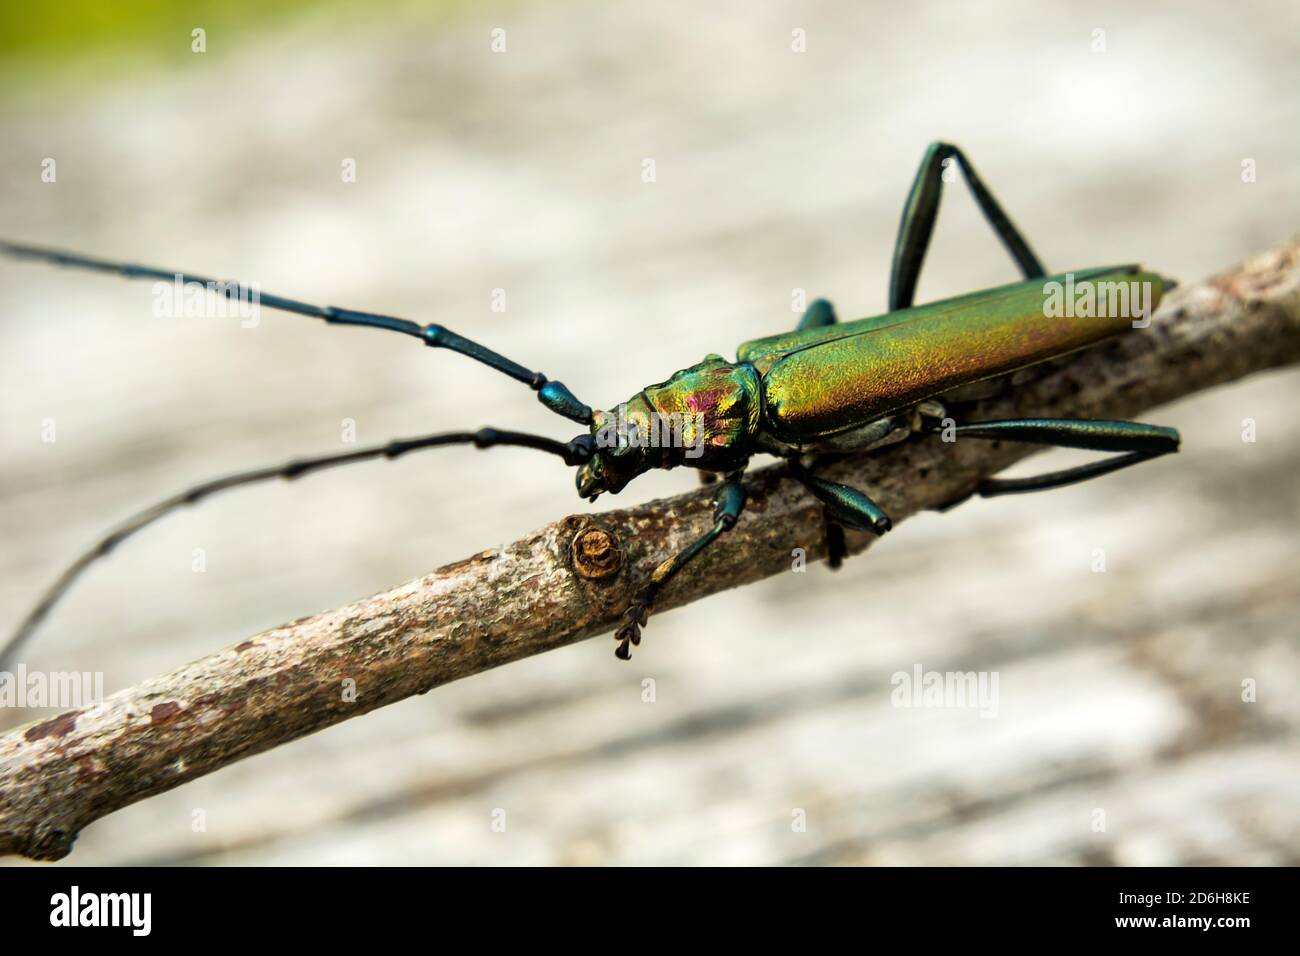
[2,239,1298,860]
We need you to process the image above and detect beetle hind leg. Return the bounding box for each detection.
[941,418,1180,498]
[890,142,1046,311]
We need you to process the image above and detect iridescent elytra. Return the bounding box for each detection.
[0,142,1180,663]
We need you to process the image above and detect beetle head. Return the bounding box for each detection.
[574,401,658,500]
[574,357,763,500]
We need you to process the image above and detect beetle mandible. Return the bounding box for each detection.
[0,142,1179,663]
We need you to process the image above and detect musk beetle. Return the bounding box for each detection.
[0,142,1179,662]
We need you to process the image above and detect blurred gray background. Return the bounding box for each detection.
[1,0,1297,864]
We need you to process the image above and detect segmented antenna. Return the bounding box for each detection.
[0,240,594,424]
[0,427,595,670]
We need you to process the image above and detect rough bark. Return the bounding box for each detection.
[2,238,1298,861]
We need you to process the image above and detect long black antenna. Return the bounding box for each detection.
[0,240,594,424]
[0,427,594,670]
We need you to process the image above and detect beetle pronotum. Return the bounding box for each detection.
[0,142,1179,663]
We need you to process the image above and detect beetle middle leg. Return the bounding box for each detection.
[788,460,892,541]
[791,410,926,565]
[796,298,838,331]
[822,509,848,569]
[614,473,746,659]
[788,459,884,571]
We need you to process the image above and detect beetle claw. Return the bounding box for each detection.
[615,618,642,645]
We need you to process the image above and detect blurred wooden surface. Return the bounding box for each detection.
[1,0,1297,864]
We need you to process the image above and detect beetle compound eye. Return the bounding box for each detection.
[576,462,604,499]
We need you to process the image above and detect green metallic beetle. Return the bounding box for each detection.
[0,142,1179,664]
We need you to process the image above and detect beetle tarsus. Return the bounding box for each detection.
[614,595,650,659]
[824,511,846,569]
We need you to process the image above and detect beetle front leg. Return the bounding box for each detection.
[614,474,747,660]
